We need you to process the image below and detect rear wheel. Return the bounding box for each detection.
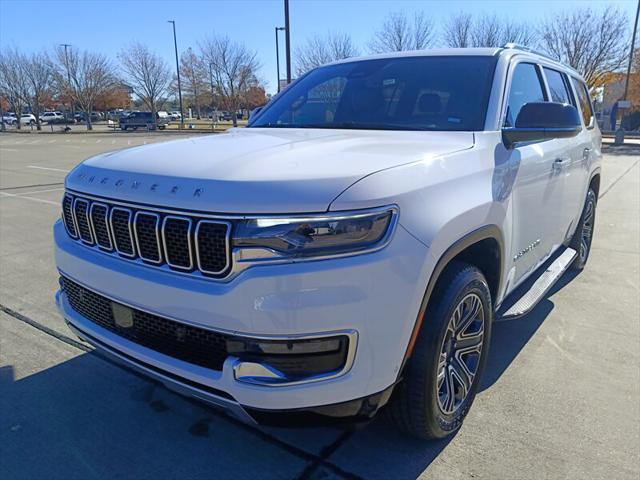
[570,188,597,271]
[388,261,492,439]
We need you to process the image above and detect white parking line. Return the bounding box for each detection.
[0,148,18,152]
[48,139,57,143]
[14,187,65,196]
[27,166,69,173]
[0,191,59,206]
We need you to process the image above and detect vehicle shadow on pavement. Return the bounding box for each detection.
[0,349,452,480]
[0,270,580,480]
[481,268,581,391]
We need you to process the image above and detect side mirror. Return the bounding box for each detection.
[502,102,582,149]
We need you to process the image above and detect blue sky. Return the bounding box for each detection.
[0,0,637,94]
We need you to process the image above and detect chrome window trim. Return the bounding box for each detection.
[62,193,78,239]
[89,202,113,251]
[194,220,232,275]
[72,197,94,245]
[109,207,136,258]
[162,215,194,270]
[133,211,162,264]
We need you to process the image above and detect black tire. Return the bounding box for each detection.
[569,188,597,271]
[388,261,492,439]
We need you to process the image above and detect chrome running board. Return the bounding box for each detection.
[498,247,577,321]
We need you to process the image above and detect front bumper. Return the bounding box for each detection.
[54,218,429,414]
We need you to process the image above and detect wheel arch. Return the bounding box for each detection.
[399,225,504,374]
[589,171,601,198]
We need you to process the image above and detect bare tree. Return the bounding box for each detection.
[22,51,53,131]
[369,11,436,53]
[180,47,206,119]
[539,7,629,90]
[55,46,115,130]
[199,35,260,127]
[0,48,28,129]
[295,31,359,76]
[443,13,535,48]
[443,12,473,48]
[119,43,172,121]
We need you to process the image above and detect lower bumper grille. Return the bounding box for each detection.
[61,276,231,371]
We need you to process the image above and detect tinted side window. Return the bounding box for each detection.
[543,68,573,105]
[505,63,546,127]
[571,77,594,127]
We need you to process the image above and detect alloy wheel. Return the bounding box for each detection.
[580,195,595,262]
[436,293,485,415]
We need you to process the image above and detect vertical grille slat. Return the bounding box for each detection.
[195,221,231,275]
[162,216,193,269]
[90,203,112,250]
[73,198,93,244]
[61,193,232,278]
[62,194,77,238]
[110,208,135,257]
[134,212,162,263]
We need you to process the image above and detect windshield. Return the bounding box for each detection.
[250,55,497,132]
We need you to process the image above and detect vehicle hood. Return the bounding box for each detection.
[66,128,474,213]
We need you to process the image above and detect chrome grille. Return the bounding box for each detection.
[134,212,161,263]
[61,192,231,278]
[162,216,193,269]
[90,203,112,250]
[62,194,77,238]
[110,208,135,257]
[196,221,230,274]
[73,198,93,244]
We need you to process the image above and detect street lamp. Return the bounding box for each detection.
[168,20,184,128]
[60,43,74,124]
[275,27,285,92]
[284,0,292,84]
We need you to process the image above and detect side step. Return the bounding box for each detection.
[498,247,577,321]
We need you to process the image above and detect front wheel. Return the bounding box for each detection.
[569,188,597,271]
[388,261,492,439]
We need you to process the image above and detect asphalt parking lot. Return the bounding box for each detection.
[0,131,638,480]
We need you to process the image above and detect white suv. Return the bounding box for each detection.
[54,45,601,438]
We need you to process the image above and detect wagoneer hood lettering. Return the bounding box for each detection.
[66,129,474,213]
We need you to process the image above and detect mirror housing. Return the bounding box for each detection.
[502,102,582,149]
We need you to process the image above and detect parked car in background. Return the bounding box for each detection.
[2,112,17,125]
[74,111,103,123]
[19,114,36,125]
[157,111,170,122]
[169,111,182,121]
[119,111,169,130]
[40,111,65,124]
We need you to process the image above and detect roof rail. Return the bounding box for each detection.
[502,43,557,62]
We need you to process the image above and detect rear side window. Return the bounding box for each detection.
[544,68,574,105]
[570,78,594,127]
[504,63,546,127]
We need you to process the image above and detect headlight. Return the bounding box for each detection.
[233,207,397,259]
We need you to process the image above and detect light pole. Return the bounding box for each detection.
[168,20,184,128]
[275,27,285,92]
[284,0,292,84]
[61,43,74,124]
[616,0,639,145]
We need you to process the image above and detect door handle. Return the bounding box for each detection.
[553,157,567,173]
[583,148,591,160]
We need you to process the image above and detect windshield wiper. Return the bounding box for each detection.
[298,122,436,131]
